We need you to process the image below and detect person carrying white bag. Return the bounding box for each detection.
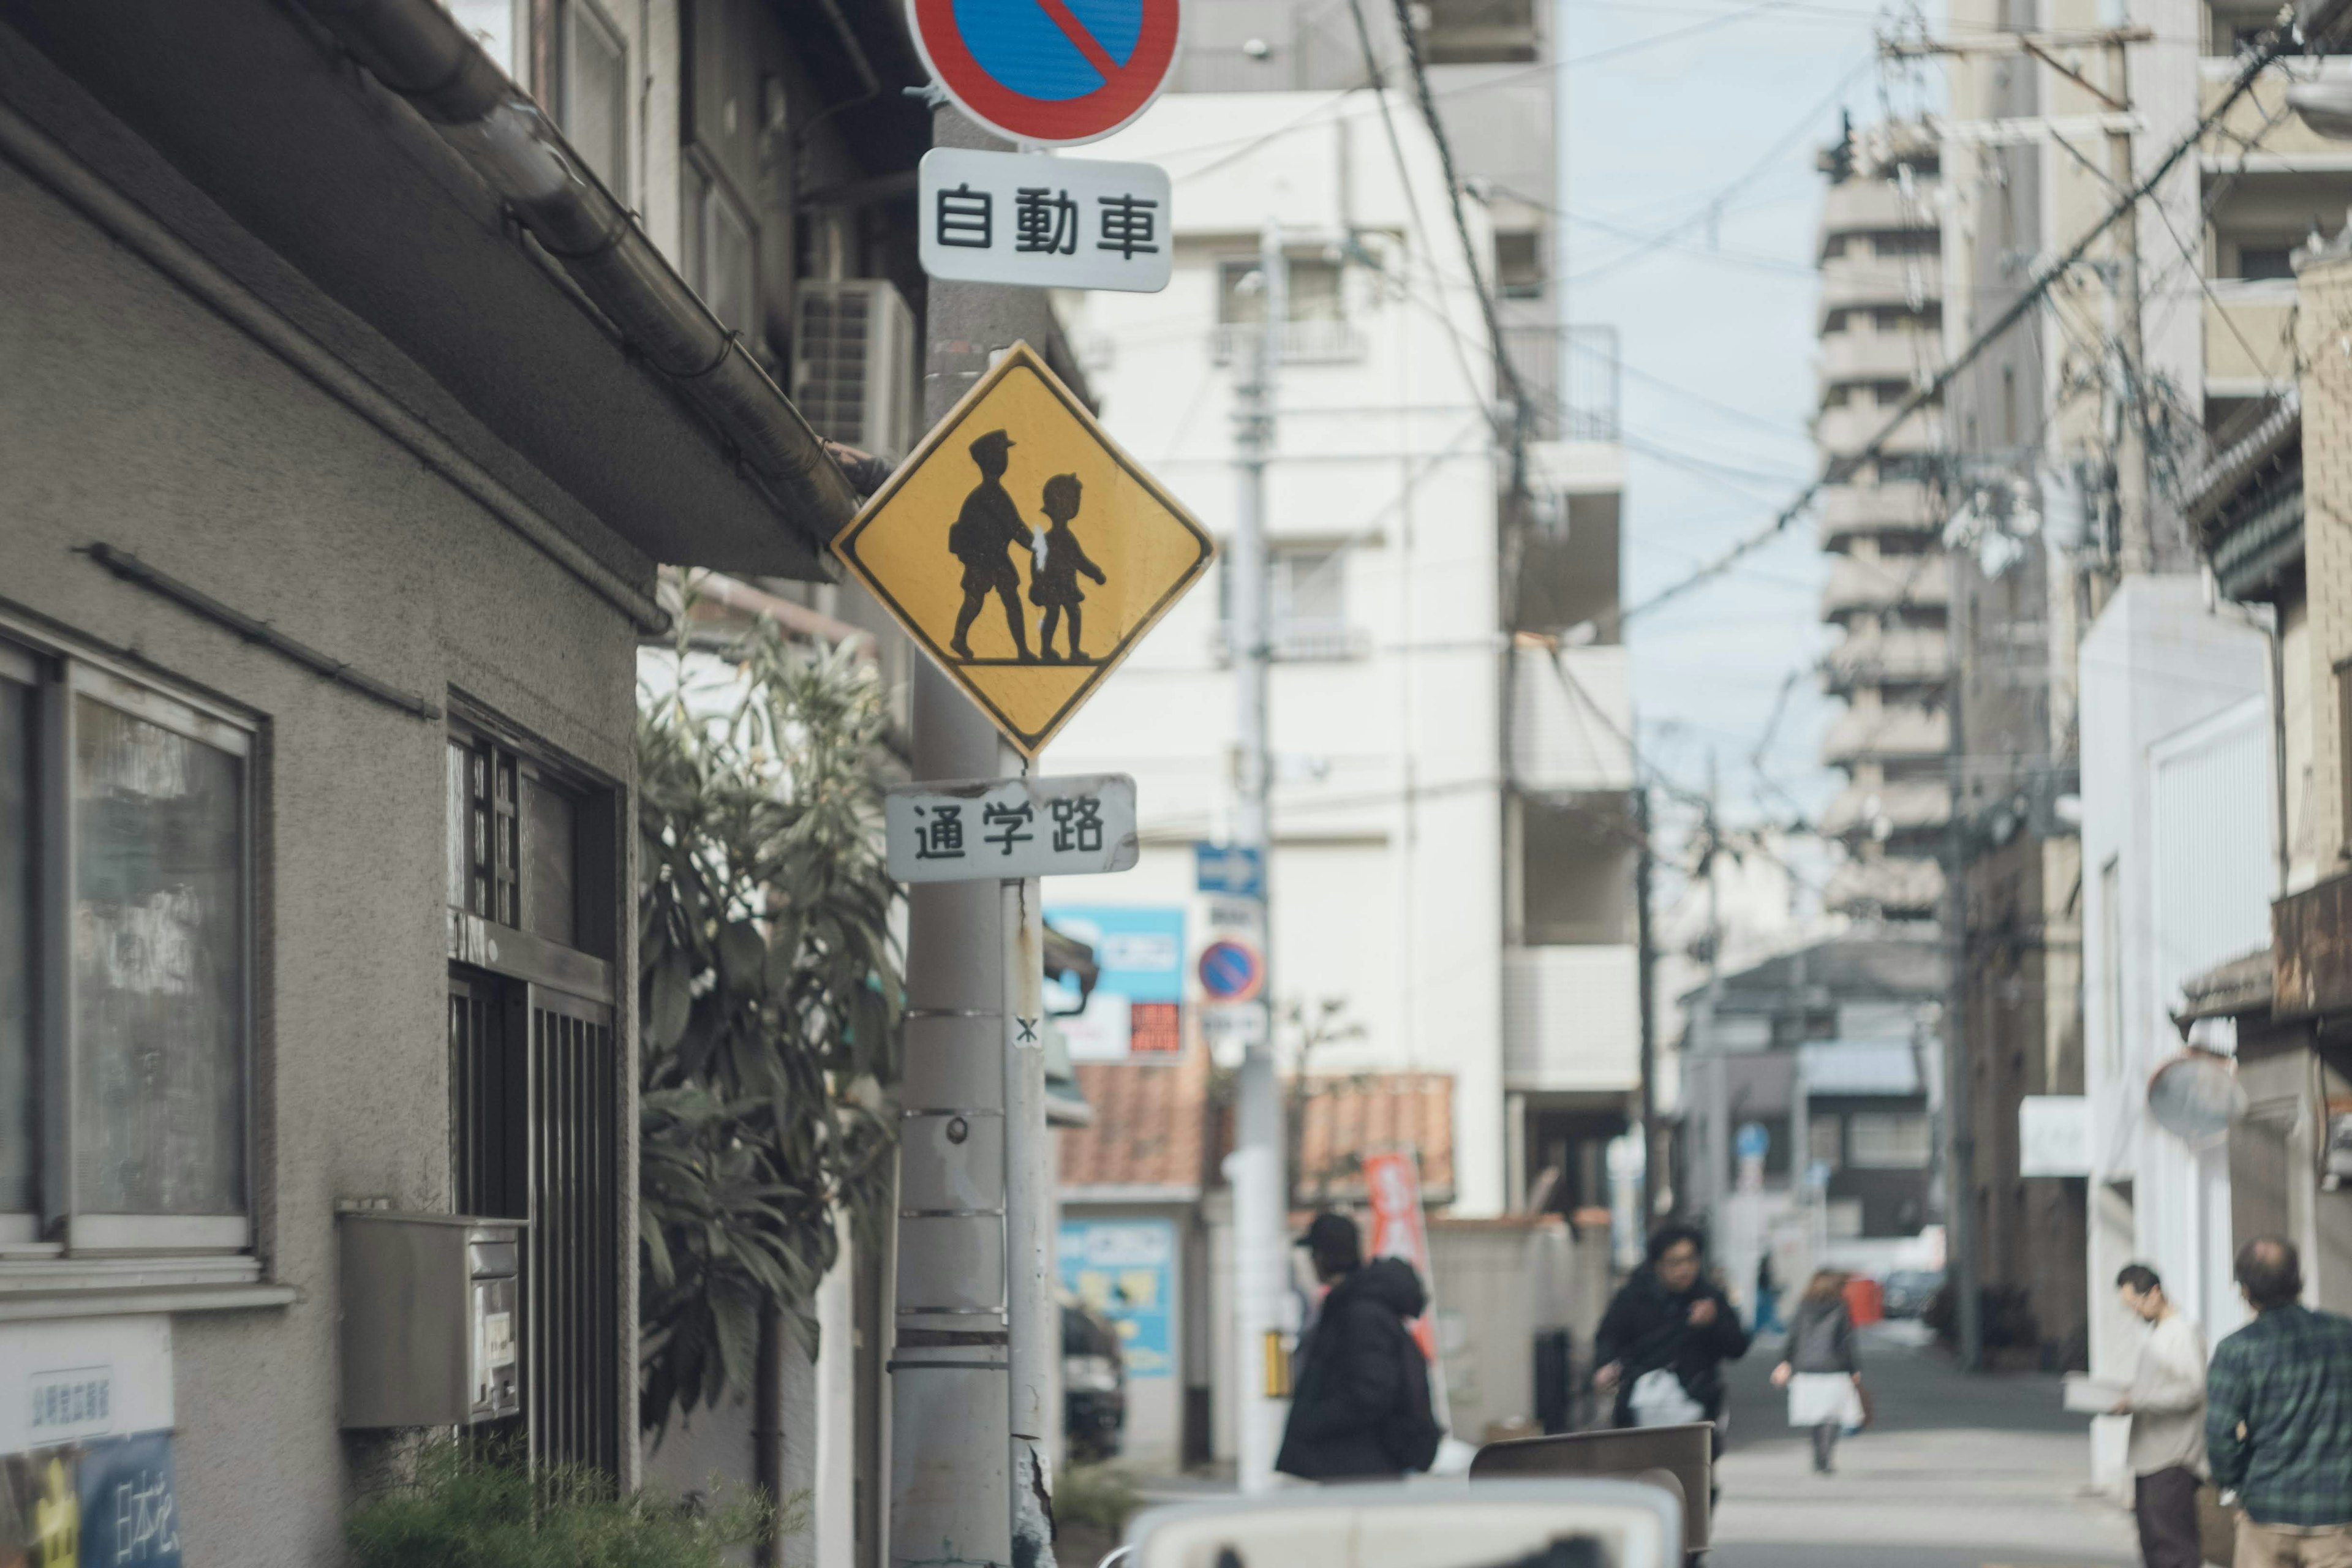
[1593,1223,1754,1500]
[1772,1270,1866,1474]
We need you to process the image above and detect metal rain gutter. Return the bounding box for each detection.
[296,0,859,557]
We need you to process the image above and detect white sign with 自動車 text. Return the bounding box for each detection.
[919,149,1172,293]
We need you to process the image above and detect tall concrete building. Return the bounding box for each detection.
[1814,121,1951,925]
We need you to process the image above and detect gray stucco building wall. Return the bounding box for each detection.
[0,102,645,1564]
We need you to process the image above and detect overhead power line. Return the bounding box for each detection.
[1382,0,1532,437]
[1609,20,2305,632]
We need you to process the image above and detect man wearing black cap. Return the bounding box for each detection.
[1276,1210,1443,1481]
[947,428,1035,663]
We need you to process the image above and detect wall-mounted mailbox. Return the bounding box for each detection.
[340,1210,524,1428]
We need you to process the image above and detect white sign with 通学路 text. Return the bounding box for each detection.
[888,774,1138,883]
[919,148,1172,293]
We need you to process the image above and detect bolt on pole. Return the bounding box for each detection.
[1227,213,1289,1494]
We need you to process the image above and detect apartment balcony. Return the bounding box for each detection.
[1822,624,1948,693]
[1814,401,1942,459]
[1510,644,1634,793]
[2277,872,2352,1018]
[1208,319,1368,366]
[1825,854,1945,921]
[1528,439,1625,498]
[1820,178,1941,243]
[1819,255,1942,319]
[2200,64,2352,169]
[1502,323,1623,443]
[1820,329,1944,391]
[1822,552,1948,620]
[1820,481,1942,548]
[2205,278,2298,394]
[1819,777,1951,839]
[1502,944,1642,1095]
[1822,703,1950,767]
[1211,617,1374,663]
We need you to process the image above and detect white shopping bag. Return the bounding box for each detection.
[1628,1367,1705,1427]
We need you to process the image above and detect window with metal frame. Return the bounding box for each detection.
[0,635,253,1254]
[447,714,619,1474]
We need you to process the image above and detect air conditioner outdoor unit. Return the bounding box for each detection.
[791,279,920,462]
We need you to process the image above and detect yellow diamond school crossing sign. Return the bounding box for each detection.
[831,342,1215,757]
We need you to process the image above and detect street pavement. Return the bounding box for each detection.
[1709,1320,2136,1568]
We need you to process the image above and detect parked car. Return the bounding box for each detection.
[1064,1300,1127,1461]
[1882,1268,1944,1319]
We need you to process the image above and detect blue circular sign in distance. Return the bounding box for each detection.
[1197,938,1262,1001]
[1735,1121,1768,1160]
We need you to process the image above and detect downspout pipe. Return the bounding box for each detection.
[297,0,860,553]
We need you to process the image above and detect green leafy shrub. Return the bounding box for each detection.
[1053,1463,1142,1533]
[345,1441,783,1568]
[637,614,903,1431]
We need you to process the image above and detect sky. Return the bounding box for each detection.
[1555,0,1941,883]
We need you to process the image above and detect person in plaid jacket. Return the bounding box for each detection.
[2207,1238,2352,1566]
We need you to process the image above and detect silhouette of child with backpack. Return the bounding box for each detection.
[1028,473,1107,662]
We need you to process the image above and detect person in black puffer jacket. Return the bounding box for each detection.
[1592,1224,1752,1431]
[1276,1212,1443,1481]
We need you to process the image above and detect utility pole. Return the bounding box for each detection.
[1633,786,1660,1220]
[1227,213,1288,1496]
[1943,541,1981,1373]
[889,104,1060,1568]
[1001,814,1054,1568]
[1880,28,2161,571]
[2099,31,2158,574]
[1877,23,2163,1375]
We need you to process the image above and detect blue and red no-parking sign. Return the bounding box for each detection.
[1197,937,1264,1003]
[911,0,1182,146]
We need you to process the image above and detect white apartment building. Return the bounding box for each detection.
[1049,79,1637,1219]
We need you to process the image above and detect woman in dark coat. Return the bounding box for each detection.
[1592,1224,1752,1431]
[1276,1212,1442,1481]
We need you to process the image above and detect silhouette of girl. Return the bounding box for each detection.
[1028,473,1107,662]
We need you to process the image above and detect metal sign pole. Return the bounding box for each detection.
[1227,213,1288,1495]
[1000,756,1055,1567]
[889,104,1025,1568]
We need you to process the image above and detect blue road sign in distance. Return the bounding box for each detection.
[1196,938,1263,1002]
[910,0,1182,146]
[1193,842,1264,899]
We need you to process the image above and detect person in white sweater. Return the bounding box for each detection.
[2113,1263,2209,1568]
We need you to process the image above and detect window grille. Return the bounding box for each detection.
[448,713,617,1474]
[1847,1111,1932,1169]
